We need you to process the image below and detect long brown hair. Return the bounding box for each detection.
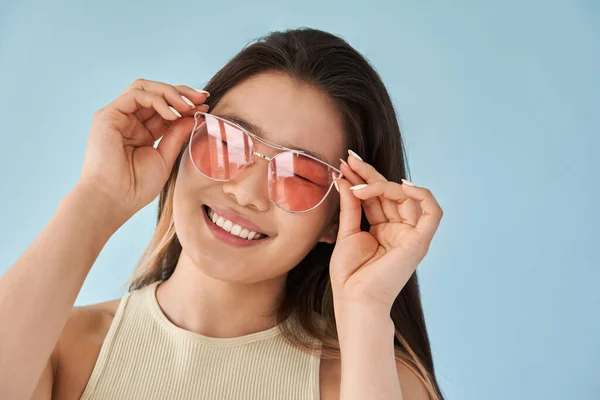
[124,28,444,399]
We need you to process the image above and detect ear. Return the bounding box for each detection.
[317,217,339,244]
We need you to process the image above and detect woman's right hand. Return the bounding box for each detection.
[76,78,210,223]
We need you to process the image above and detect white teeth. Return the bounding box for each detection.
[231,224,242,235]
[222,220,233,232]
[206,207,264,240]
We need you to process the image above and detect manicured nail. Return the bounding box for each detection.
[181,95,195,107]
[339,158,349,167]
[332,173,339,192]
[195,89,210,96]
[199,103,210,109]
[348,149,363,161]
[168,106,182,118]
[349,184,368,191]
[401,179,416,187]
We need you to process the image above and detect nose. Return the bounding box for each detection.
[221,152,271,212]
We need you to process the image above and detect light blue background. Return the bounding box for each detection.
[1,1,598,399]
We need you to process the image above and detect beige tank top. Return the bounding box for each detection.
[80,280,322,400]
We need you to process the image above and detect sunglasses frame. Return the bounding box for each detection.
[188,111,344,214]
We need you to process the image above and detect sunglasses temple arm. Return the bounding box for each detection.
[331,171,344,186]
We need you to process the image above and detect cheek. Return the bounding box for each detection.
[177,150,218,193]
[172,156,217,235]
[277,204,335,239]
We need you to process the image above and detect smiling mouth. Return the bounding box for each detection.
[203,205,267,241]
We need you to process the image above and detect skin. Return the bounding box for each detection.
[160,72,344,338]
[28,73,352,399]
[10,73,434,399]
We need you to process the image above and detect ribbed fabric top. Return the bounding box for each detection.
[79,280,322,400]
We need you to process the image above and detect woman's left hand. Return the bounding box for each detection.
[329,151,443,313]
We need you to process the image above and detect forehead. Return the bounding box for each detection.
[210,72,345,165]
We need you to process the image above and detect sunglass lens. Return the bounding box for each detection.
[269,152,336,212]
[189,113,253,180]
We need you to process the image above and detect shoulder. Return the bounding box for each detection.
[319,357,430,400]
[70,298,121,329]
[60,298,122,348]
[52,298,122,398]
[395,359,431,400]
[61,297,122,361]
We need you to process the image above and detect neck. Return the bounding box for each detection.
[155,249,288,338]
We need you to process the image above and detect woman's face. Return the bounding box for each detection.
[173,72,346,283]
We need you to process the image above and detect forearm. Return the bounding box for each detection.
[0,184,126,397]
[336,302,402,400]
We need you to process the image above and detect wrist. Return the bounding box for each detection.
[67,183,131,234]
[334,300,395,341]
[334,297,392,322]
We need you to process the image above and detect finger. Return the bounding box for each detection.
[156,118,197,171]
[179,102,210,118]
[126,79,209,121]
[142,112,172,142]
[346,151,386,181]
[336,178,363,241]
[174,84,210,106]
[111,88,182,126]
[397,198,422,226]
[136,96,207,122]
[143,104,209,140]
[355,180,443,239]
[339,160,387,225]
[404,184,443,240]
[345,151,402,221]
[134,80,208,113]
[350,180,421,224]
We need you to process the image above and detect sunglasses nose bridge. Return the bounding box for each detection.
[252,151,272,162]
[242,151,272,171]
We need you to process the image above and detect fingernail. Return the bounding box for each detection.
[169,106,182,118]
[199,103,210,109]
[181,96,195,107]
[339,158,349,167]
[348,149,363,161]
[349,184,368,191]
[401,179,416,187]
[332,173,340,193]
[195,89,211,96]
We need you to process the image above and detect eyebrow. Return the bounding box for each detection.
[214,112,333,165]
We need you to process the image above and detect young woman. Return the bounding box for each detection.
[0,28,444,399]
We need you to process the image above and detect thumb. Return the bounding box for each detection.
[156,117,195,171]
[336,177,363,241]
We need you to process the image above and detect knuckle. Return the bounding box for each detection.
[373,180,386,190]
[166,85,182,98]
[174,84,190,94]
[367,164,380,175]
[92,107,123,126]
[124,87,144,101]
[123,81,143,95]
[174,84,194,93]
[430,207,443,219]
[92,108,105,119]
